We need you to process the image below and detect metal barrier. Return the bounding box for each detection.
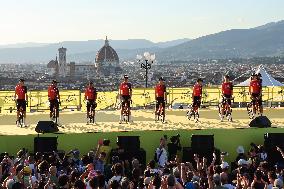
[0,87,283,114]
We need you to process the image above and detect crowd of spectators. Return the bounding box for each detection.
[1,136,284,189]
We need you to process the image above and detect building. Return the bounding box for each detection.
[47,37,122,79]
[95,36,122,76]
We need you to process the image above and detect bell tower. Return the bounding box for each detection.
[58,47,67,77]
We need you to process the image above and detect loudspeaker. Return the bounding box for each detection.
[264,133,284,166]
[249,116,271,128]
[35,121,59,133]
[191,135,214,152]
[182,147,221,166]
[191,135,214,163]
[182,147,194,163]
[34,137,57,153]
[117,136,140,151]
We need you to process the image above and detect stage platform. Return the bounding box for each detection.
[1,109,284,163]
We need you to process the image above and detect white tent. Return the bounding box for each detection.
[237,65,284,87]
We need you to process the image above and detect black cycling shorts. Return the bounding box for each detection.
[87,100,97,112]
[49,99,59,112]
[156,97,165,110]
[192,96,201,108]
[251,93,262,106]
[222,94,232,106]
[16,100,26,111]
[121,95,131,108]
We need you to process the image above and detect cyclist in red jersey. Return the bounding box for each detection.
[84,81,97,124]
[119,75,132,123]
[192,78,203,108]
[14,79,28,127]
[155,77,167,121]
[249,73,263,115]
[48,80,61,122]
[220,75,233,121]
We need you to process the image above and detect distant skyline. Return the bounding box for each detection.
[0,0,284,45]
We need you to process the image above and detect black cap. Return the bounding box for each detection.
[159,77,165,81]
[88,81,93,85]
[124,75,129,79]
[52,79,58,83]
[224,75,230,79]
[19,79,25,82]
[257,73,262,77]
[197,78,203,82]
[251,73,257,77]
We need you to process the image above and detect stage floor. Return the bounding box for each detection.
[0,108,284,135]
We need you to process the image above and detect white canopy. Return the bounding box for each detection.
[237,65,284,87]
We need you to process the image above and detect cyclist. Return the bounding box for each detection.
[155,77,167,122]
[14,79,28,127]
[48,80,61,122]
[119,75,132,123]
[249,73,263,116]
[220,75,233,121]
[84,81,97,124]
[190,78,203,121]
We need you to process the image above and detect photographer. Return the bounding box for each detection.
[167,134,182,161]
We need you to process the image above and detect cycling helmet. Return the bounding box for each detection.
[52,79,58,83]
[224,75,230,79]
[19,79,25,82]
[124,74,129,79]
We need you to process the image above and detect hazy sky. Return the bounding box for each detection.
[0,0,283,45]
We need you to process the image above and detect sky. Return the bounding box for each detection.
[0,0,283,45]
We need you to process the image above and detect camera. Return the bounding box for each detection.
[170,134,180,144]
[221,152,229,156]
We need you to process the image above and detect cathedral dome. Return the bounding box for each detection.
[95,36,119,63]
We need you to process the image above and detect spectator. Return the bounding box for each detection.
[155,137,168,168]
[99,139,112,164]
[220,172,235,189]
[212,173,227,189]
[236,146,247,162]
[58,174,70,189]
[109,163,124,185]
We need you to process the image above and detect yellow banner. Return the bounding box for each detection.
[1,86,284,113]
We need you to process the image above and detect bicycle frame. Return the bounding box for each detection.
[247,97,261,119]
[121,101,130,123]
[155,102,165,122]
[52,101,59,124]
[187,103,200,122]
[88,103,95,124]
[18,106,24,127]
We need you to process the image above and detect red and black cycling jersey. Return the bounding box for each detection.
[15,84,27,100]
[48,84,60,100]
[192,83,202,97]
[85,86,97,100]
[120,82,132,96]
[155,84,166,98]
[249,80,261,94]
[222,82,233,96]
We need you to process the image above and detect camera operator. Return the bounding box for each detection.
[167,134,182,161]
